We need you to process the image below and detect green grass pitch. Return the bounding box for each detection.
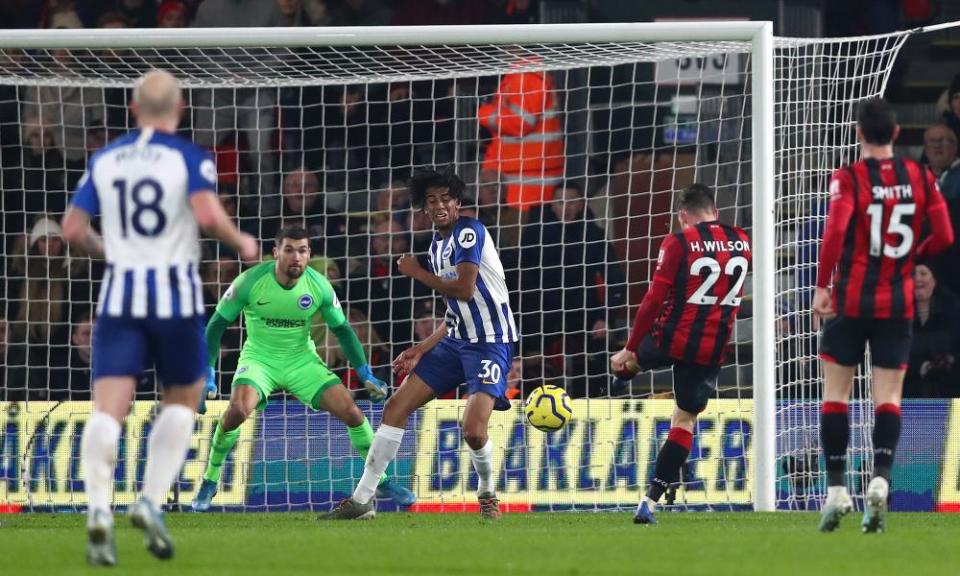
[2,512,960,575]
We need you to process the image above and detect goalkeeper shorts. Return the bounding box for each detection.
[232,354,341,410]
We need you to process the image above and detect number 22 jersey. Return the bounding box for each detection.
[71,127,216,320]
[652,221,752,366]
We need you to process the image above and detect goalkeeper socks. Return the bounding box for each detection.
[347,419,387,485]
[204,421,242,483]
[82,411,121,525]
[353,424,404,504]
[820,401,849,487]
[646,427,692,502]
[469,439,495,495]
[872,403,901,482]
[142,404,195,508]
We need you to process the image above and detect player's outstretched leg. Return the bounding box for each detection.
[320,383,417,507]
[636,420,694,525]
[323,375,435,520]
[193,385,258,512]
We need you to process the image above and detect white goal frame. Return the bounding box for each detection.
[0,21,778,512]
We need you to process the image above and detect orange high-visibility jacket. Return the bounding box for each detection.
[478,69,565,179]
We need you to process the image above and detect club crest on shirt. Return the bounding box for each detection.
[298,294,313,309]
[442,242,453,259]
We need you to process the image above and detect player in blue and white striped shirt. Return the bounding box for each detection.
[326,168,518,521]
[60,70,258,567]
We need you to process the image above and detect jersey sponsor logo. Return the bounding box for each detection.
[265,318,306,328]
[199,158,217,186]
[256,299,271,306]
[457,228,477,249]
[298,294,313,310]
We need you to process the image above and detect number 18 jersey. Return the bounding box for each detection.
[823,157,946,319]
[653,221,752,366]
[71,127,217,319]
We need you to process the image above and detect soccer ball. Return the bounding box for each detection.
[524,385,573,432]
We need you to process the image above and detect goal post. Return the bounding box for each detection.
[0,21,921,514]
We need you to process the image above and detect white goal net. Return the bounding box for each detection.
[0,23,911,513]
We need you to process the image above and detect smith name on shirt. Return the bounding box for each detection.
[872,184,913,200]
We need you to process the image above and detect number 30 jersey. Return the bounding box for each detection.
[71,127,217,319]
[652,221,752,366]
[817,157,951,320]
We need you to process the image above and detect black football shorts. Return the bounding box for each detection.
[636,335,720,414]
[819,316,912,369]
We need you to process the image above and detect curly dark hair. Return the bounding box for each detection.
[409,167,466,209]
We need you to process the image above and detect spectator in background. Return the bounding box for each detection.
[494,0,538,24]
[191,0,282,205]
[938,73,960,144]
[520,184,625,378]
[905,263,960,398]
[96,11,130,28]
[477,60,564,213]
[476,169,522,250]
[923,123,960,295]
[505,358,523,400]
[49,308,93,398]
[7,219,74,400]
[348,215,418,346]
[157,0,188,27]
[331,0,392,26]
[21,10,105,167]
[275,0,330,26]
[261,167,348,258]
[923,123,960,200]
[117,0,157,27]
[0,317,12,398]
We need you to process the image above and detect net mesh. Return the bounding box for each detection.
[0,28,909,512]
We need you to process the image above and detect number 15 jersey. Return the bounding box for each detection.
[653,221,752,366]
[71,127,217,319]
[817,157,950,319]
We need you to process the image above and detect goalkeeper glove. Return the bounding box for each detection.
[356,364,388,402]
[198,366,217,415]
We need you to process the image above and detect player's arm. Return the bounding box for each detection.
[184,147,259,263]
[61,207,104,258]
[190,192,258,264]
[315,274,388,401]
[205,272,250,367]
[814,170,856,318]
[398,257,478,301]
[61,165,104,258]
[612,234,682,372]
[917,168,955,257]
[394,321,447,375]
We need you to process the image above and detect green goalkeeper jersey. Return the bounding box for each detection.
[215,261,345,361]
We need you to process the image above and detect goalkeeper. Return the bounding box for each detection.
[192,225,415,511]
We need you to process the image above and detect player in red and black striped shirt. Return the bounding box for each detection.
[814,98,954,533]
[610,183,752,524]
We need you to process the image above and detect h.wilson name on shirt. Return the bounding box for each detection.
[872,184,913,201]
[689,240,750,253]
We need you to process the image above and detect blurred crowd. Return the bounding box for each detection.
[0,0,646,403]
